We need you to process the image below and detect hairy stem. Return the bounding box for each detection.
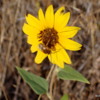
[38,64,56,100]
[49,65,57,100]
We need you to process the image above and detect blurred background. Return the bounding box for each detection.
[0,0,100,100]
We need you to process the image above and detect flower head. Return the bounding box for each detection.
[23,5,82,68]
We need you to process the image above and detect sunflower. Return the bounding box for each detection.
[22,5,82,68]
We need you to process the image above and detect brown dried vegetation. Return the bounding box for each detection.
[0,0,100,100]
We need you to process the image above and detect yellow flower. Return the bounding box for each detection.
[23,5,82,68]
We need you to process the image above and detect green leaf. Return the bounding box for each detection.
[57,65,90,84]
[60,94,69,100]
[16,67,48,95]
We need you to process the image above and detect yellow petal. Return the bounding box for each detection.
[38,8,46,29]
[53,43,63,52]
[54,7,70,32]
[27,36,38,45]
[55,6,65,16]
[30,45,38,53]
[59,38,82,51]
[59,12,70,27]
[22,23,39,36]
[27,36,39,53]
[35,50,47,64]
[26,14,43,30]
[48,46,71,68]
[58,49,72,64]
[48,52,64,68]
[45,5,54,28]
[58,26,80,38]
[48,54,55,64]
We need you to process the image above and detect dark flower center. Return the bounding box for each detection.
[38,28,59,54]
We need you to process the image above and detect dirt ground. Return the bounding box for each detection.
[0,0,100,100]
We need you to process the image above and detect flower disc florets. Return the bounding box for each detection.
[38,28,59,54]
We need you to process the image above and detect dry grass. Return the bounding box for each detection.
[0,0,100,100]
